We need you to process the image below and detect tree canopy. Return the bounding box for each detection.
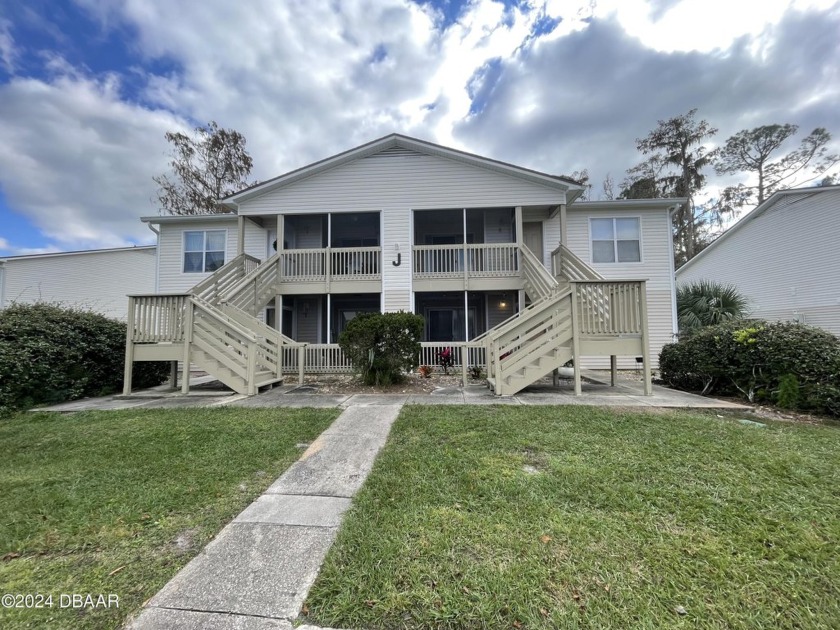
[715,124,838,207]
[621,109,720,264]
[153,121,257,215]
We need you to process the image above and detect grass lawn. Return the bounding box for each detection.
[0,407,338,629]
[306,406,840,629]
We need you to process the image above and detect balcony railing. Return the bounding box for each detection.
[413,243,518,279]
[279,246,381,282]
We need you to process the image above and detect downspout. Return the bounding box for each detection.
[146,222,161,293]
[668,203,680,340]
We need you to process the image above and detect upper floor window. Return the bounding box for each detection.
[183,230,226,273]
[590,218,641,263]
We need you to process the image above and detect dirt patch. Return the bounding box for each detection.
[292,372,476,394]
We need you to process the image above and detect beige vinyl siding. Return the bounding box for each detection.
[566,206,676,367]
[0,248,156,320]
[237,150,566,215]
[157,218,265,293]
[677,188,840,337]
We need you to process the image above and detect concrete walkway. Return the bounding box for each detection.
[37,372,750,413]
[127,403,402,629]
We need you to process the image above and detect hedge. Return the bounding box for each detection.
[659,319,840,417]
[0,303,169,414]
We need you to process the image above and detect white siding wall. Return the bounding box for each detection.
[0,248,156,320]
[566,206,676,368]
[238,151,566,216]
[383,208,411,312]
[677,189,840,337]
[157,218,264,293]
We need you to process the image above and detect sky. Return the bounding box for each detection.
[0,0,838,256]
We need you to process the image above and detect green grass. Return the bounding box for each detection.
[0,407,337,629]
[306,406,840,629]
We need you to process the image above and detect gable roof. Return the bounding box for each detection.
[219,133,585,207]
[677,185,840,275]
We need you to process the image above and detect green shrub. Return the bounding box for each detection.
[776,373,800,409]
[338,311,424,386]
[0,303,169,414]
[659,319,840,416]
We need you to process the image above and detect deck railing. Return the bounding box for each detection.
[128,294,189,342]
[331,247,381,280]
[277,342,487,377]
[413,243,518,279]
[280,247,382,282]
[571,280,646,336]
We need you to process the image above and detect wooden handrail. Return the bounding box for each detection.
[191,296,258,343]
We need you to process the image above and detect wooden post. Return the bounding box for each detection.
[181,299,194,394]
[325,248,331,292]
[169,361,178,389]
[246,339,258,395]
[552,368,559,387]
[610,355,617,387]
[298,345,305,385]
[559,203,567,247]
[639,281,653,396]
[237,215,245,256]
[461,344,468,386]
[122,296,135,395]
[570,285,582,396]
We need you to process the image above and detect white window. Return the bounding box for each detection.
[183,230,226,273]
[591,218,641,263]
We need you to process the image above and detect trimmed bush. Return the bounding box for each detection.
[659,319,840,416]
[0,303,169,414]
[338,311,424,386]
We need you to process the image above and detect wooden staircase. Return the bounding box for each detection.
[124,253,303,396]
[485,245,578,396]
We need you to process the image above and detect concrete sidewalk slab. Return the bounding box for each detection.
[127,608,292,629]
[266,432,389,498]
[233,393,352,408]
[147,523,338,620]
[130,400,403,629]
[342,393,409,406]
[235,495,351,527]
[322,404,402,438]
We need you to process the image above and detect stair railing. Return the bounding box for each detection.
[221,252,282,315]
[190,253,261,304]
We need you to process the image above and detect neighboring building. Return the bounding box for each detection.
[121,134,682,396]
[676,186,840,337]
[0,246,156,320]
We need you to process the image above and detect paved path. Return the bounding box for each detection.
[127,403,402,630]
[38,372,750,413]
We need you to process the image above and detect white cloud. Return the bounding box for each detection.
[0,0,839,253]
[0,69,186,250]
[0,19,16,72]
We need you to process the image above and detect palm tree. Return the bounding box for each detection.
[677,280,749,332]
